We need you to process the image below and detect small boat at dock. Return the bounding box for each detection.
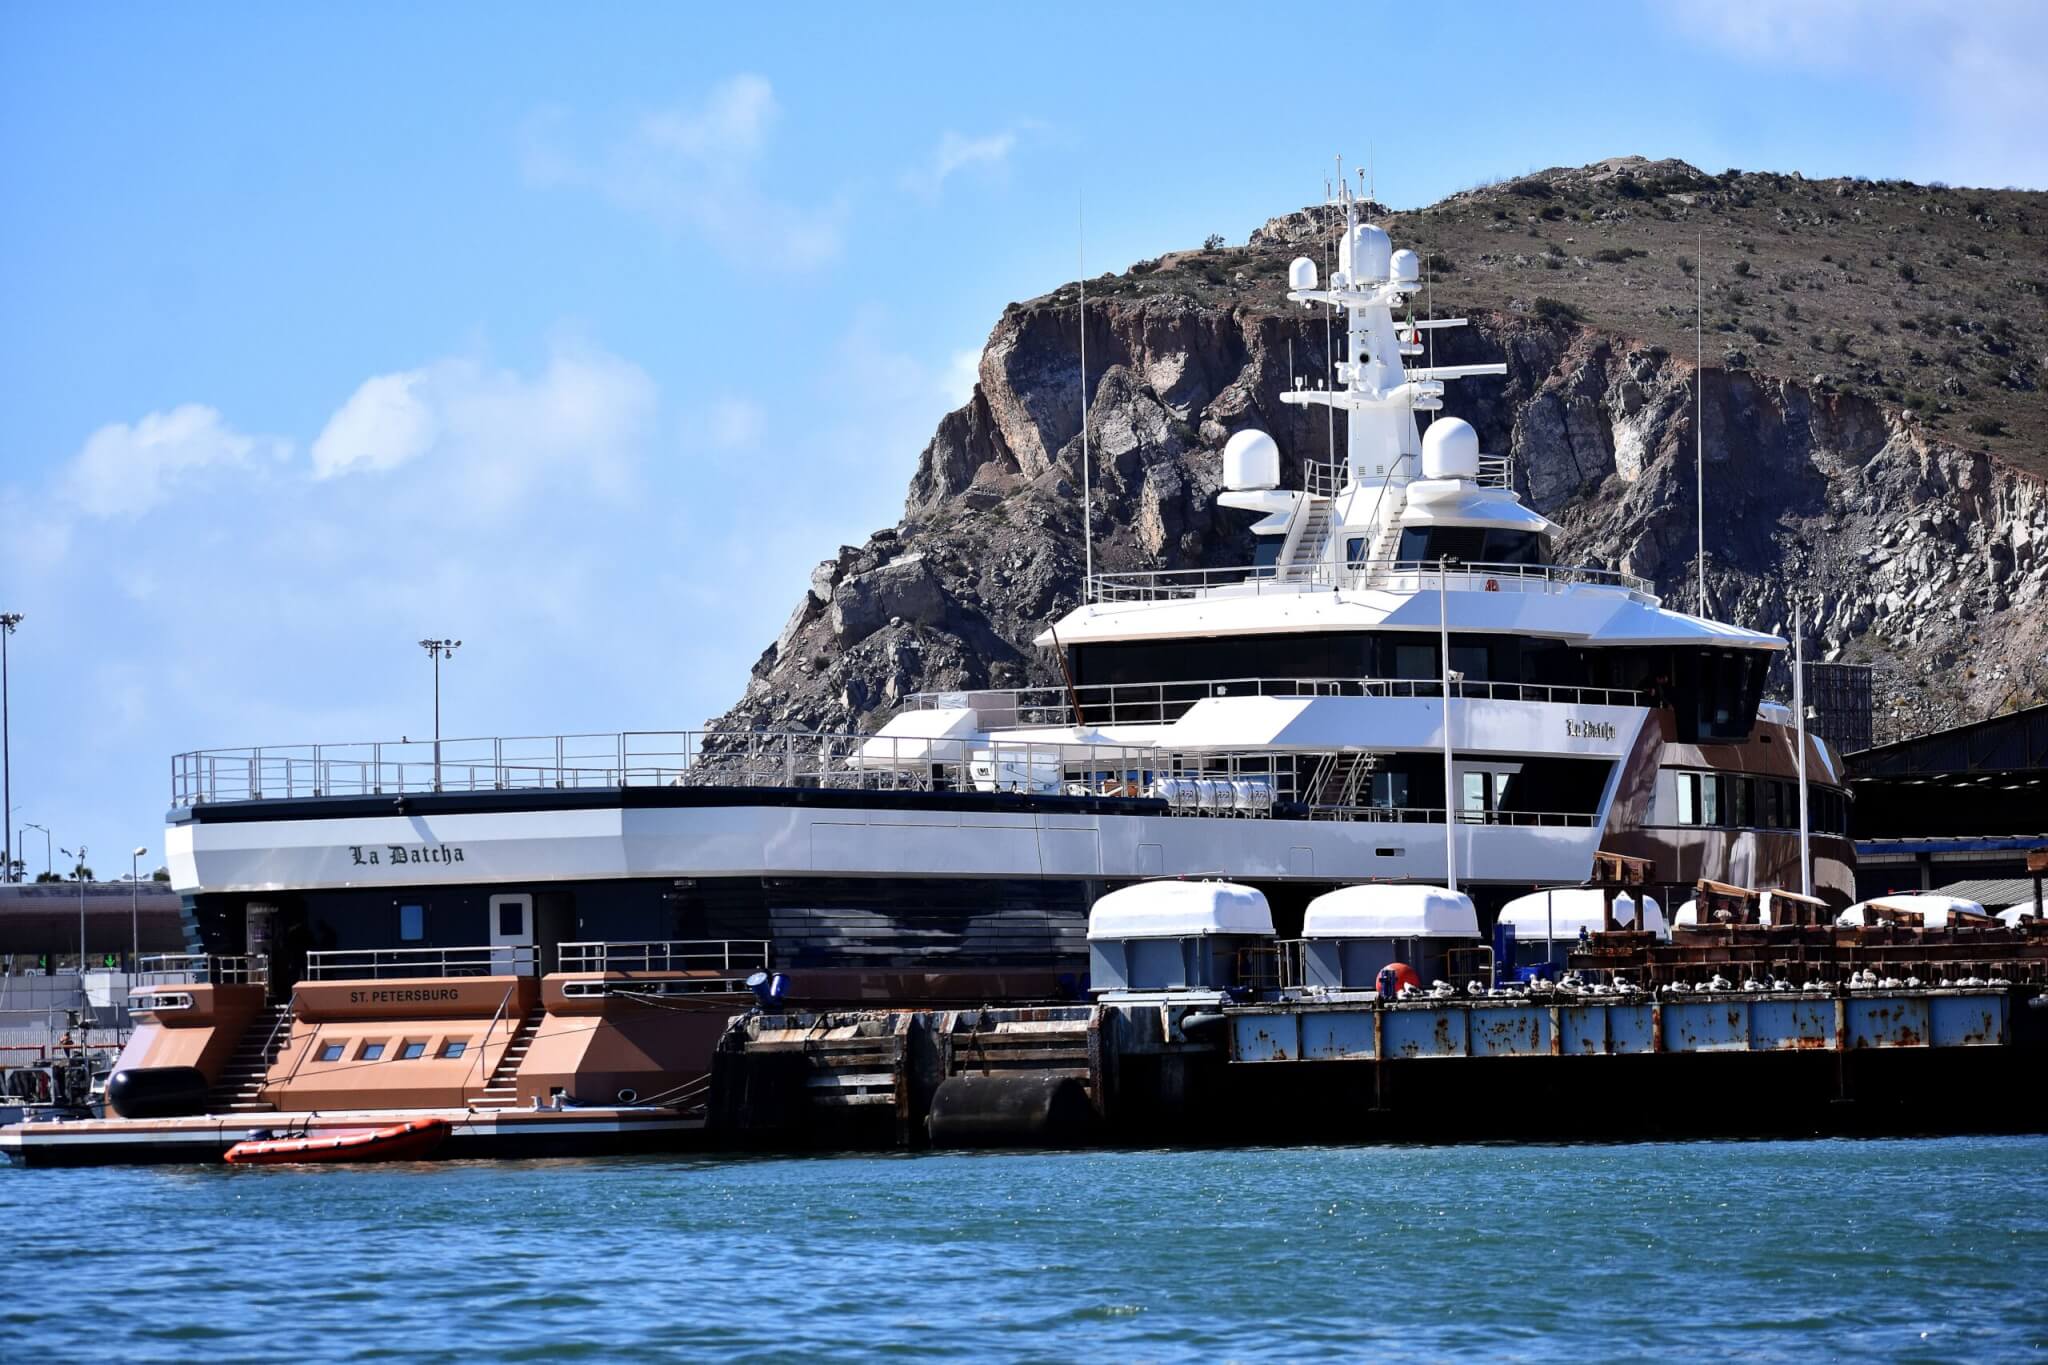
[223,1116,450,1165]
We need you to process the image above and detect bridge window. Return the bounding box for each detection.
[1396,526,1548,565]
[399,904,424,942]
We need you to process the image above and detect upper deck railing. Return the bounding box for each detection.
[906,676,1644,728]
[1085,557,1652,604]
[136,953,268,986]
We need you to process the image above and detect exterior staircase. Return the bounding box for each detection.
[469,1005,546,1110]
[207,1002,293,1113]
[1356,478,1411,584]
[1277,496,1335,582]
[1305,751,1379,811]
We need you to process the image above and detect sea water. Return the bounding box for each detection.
[3,1137,2043,1361]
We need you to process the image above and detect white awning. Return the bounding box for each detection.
[1302,884,1478,938]
[1839,893,1987,928]
[1088,880,1274,940]
[1498,888,1668,940]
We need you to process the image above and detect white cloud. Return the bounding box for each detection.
[311,343,657,502]
[310,371,438,477]
[61,403,289,518]
[521,75,845,267]
[706,397,765,450]
[900,129,1019,198]
[1666,0,2048,187]
[943,347,983,407]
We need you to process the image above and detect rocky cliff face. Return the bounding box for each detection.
[712,159,2048,745]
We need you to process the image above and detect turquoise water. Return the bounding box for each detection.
[4,1137,2045,1361]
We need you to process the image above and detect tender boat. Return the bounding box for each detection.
[222,1116,451,1165]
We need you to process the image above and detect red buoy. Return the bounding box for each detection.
[1382,962,1421,993]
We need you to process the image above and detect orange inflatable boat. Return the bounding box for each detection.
[223,1117,452,1165]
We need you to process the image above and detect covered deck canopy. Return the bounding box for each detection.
[1087,880,1274,941]
[1301,884,1478,939]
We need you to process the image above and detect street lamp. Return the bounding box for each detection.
[25,821,51,881]
[61,844,86,974]
[418,638,460,791]
[1,612,20,884]
[131,846,147,970]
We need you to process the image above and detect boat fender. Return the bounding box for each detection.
[106,1066,209,1119]
[616,1088,638,1105]
[926,1073,1094,1148]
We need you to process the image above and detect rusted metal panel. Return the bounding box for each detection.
[1230,1011,1297,1063]
[1606,1003,1657,1055]
[1559,1005,1607,1055]
[1467,1005,1549,1058]
[1847,995,1932,1049]
[1384,1007,1467,1059]
[1662,999,1751,1053]
[1929,993,2006,1047]
[1299,1010,1376,1061]
[1747,998,1835,1052]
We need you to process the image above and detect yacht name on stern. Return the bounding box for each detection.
[349,844,466,867]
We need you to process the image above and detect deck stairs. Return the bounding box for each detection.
[469,1005,547,1110]
[1276,496,1335,582]
[1353,476,1412,586]
[1305,752,1379,810]
[207,1002,294,1113]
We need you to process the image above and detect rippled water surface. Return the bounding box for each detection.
[4,1137,2045,1361]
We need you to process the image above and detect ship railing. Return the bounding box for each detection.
[1344,558,1654,596]
[303,944,538,980]
[1085,554,1648,603]
[1306,804,1601,827]
[904,675,1644,728]
[1085,563,1335,602]
[135,953,269,986]
[556,940,771,975]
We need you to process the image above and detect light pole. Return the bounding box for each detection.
[131,846,147,970]
[418,638,460,791]
[25,821,51,881]
[1,612,20,884]
[61,844,86,974]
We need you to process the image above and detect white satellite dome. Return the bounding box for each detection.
[1222,428,1280,491]
[1421,417,1481,480]
[1342,223,1392,283]
[1288,256,1318,291]
[1389,248,1420,289]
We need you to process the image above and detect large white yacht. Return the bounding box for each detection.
[164,188,1852,1006]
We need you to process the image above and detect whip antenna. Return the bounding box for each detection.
[1079,196,1093,593]
[1696,226,1706,616]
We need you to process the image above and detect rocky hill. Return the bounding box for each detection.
[712,157,2048,747]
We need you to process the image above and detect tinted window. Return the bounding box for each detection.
[399,904,424,942]
[498,902,524,936]
[317,1042,344,1063]
[360,1042,385,1061]
[400,1041,426,1060]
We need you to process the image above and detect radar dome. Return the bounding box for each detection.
[1288,256,1318,291]
[1341,224,1392,283]
[1223,428,1281,490]
[1390,249,1420,289]
[1421,418,1481,480]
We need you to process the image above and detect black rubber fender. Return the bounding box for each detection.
[106,1066,210,1119]
[926,1073,1094,1147]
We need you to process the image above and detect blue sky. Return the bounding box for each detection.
[1,2,2042,877]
